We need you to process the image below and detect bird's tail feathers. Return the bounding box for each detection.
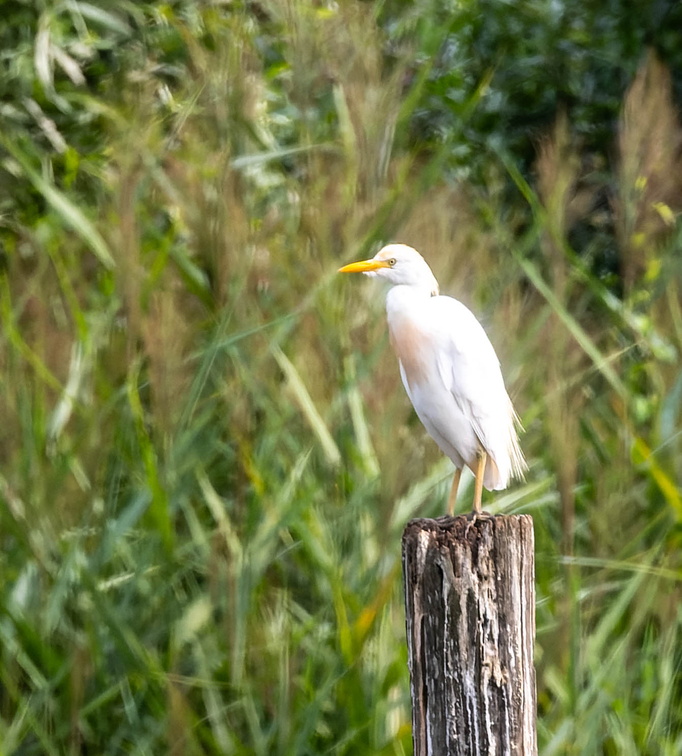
[508,408,528,481]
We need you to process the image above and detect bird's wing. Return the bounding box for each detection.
[427,296,524,487]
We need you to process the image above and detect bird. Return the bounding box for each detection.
[338,243,526,516]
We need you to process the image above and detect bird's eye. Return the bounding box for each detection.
[388,258,397,267]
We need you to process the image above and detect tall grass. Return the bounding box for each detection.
[1,3,681,754]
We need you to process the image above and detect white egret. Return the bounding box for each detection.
[339,243,526,515]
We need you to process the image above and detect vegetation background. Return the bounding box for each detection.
[1,0,681,753]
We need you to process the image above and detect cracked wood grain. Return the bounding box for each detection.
[402,515,537,756]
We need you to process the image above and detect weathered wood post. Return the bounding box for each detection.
[402,514,536,755]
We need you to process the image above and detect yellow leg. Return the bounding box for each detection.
[447,468,462,516]
[473,450,487,515]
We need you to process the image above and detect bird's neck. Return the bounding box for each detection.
[386,283,437,307]
[385,285,437,326]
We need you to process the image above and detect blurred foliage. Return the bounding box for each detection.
[1,0,681,754]
[389,0,682,167]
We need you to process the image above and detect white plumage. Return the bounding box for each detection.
[339,243,526,514]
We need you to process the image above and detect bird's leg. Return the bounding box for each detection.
[472,450,487,515]
[447,468,462,516]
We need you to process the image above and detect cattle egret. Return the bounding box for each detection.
[339,243,526,515]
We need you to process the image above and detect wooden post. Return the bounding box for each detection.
[402,515,537,755]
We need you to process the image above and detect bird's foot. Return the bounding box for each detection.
[462,509,494,538]
[464,509,493,522]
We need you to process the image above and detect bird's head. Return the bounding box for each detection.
[338,244,439,295]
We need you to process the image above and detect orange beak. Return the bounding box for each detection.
[338,259,390,274]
